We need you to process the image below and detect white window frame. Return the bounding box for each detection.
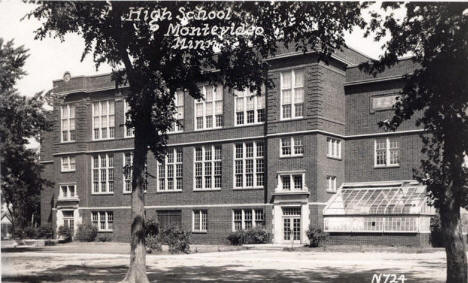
[122,152,133,194]
[91,154,114,194]
[194,85,223,130]
[193,145,222,191]
[327,138,342,159]
[326,176,337,193]
[92,100,115,140]
[61,156,76,172]
[59,184,77,199]
[192,210,208,232]
[234,88,265,126]
[232,208,265,231]
[233,142,264,189]
[157,148,183,192]
[280,69,304,120]
[91,211,113,232]
[124,100,134,138]
[374,138,400,167]
[60,104,76,143]
[280,136,304,157]
[277,173,306,192]
[169,91,184,133]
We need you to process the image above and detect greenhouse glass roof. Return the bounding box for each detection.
[323,185,434,216]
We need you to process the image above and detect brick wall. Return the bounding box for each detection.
[327,232,431,247]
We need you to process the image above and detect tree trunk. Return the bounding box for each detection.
[440,199,467,283]
[122,128,149,283]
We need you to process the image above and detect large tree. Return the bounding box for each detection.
[28,2,365,281]
[362,3,468,283]
[0,38,51,231]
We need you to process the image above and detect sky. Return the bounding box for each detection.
[0,1,394,98]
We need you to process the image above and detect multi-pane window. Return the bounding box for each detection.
[195,85,223,130]
[280,136,304,157]
[59,185,76,199]
[61,156,76,172]
[234,88,265,125]
[91,211,113,231]
[281,69,304,119]
[372,95,399,111]
[92,154,114,193]
[234,142,264,188]
[158,148,183,191]
[92,100,115,140]
[279,174,305,191]
[327,176,337,193]
[124,100,134,138]
[170,91,184,132]
[61,104,76,142]
[327,138,342,159]
[232,209,265,231]
[194,145,222,190]
[123,152,133,193]
[193,210,207,232]
[375,138,400,167]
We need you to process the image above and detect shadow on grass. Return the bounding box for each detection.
[1,247,46,253]
[2,264,443,283]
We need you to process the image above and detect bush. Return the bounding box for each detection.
[159,226,191,254]
[75,224,98,242]
[430,215,443,247]
[145,234,162,253]
[37,225,54,239]
[97,235,112,242]
[306,227,328,247]
[145,218,159,237]
[13,227,25,239]
[23,226,38,239]
[58,225,72,242]
[227,228,271,245]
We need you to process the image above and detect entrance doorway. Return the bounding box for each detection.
[62,210,75,236]
[282,207,302,242]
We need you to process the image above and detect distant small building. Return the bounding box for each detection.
[1,212,12,240]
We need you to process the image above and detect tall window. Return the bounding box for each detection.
[281,69,304,119]
[123,152,133,193]
[232,209,265,231]
[234,142,264,188]
[195,85,223,130]
[327,176,337,193]
[92,100,115,140]
[61,156,76,172]
[193,210,207,232]
[158,148,183,191]
[61,104,76,142]
[59,185,76,199]
[375,138,400,167]
[124,100,134,138]
[170,91,184,132]
[92,154,114,194]
[234,89,265,125]
[280,136,304,157]
[194,145,222,190]
[91,211,113,231]
[327,138,342,159]
[279,174,305,191]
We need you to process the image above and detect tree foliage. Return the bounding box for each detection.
[361,3,468,282]
[0,38,52,230]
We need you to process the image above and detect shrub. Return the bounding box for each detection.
[13,227,25,239]
[58,225,72,242]
[145,218,159,237]
[227,228,271,245]
[37,225,54,239]
[159,226,191,254]
[145,235,162,253]
[430,215,443,247]
[75,224,98,242]
[97,235,112,242]
[23,226,38,239]
[306,227,328,247]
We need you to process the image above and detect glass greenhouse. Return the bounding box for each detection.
[323,184,435,233]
